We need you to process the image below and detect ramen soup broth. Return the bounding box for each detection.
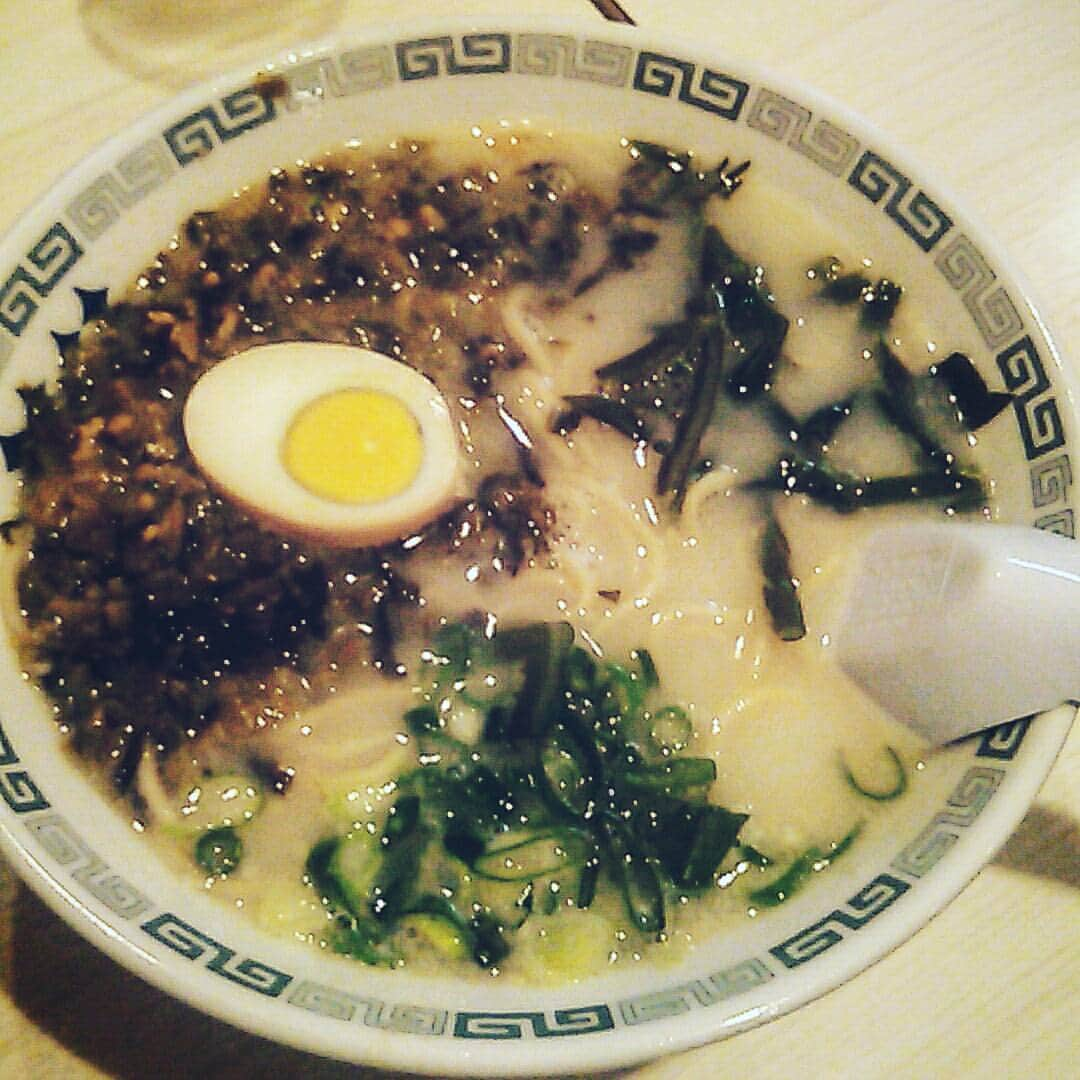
[1,127,1020,983]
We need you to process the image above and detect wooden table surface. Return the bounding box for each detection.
[0,2,1076,1077]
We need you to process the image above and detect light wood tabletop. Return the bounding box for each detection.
[0,2,1077,1077]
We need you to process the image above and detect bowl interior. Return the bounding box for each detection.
[0,18,1075,1077]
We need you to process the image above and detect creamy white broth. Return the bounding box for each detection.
[7,129,1008,984]
[171,153,929,977]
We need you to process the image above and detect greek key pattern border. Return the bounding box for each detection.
[27,812,151,918]
[997,336,1067,461]
[0,30,1068,532]
[934,233,1024,349]
[0,30,1071,528]
[0,27,1074,1044]
[892,766,1005,877]
[746,87,859,176]
[770,873,911,969]
[65,139,178,242]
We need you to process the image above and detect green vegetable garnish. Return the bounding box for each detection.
[304,620,750,969]
[195,826,243,877]
[748,824,861,908]
[841,747,908,802]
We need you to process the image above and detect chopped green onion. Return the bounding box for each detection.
[636,705,693,755]
[748,824,861,908]
[370,794,429,920]
[622,757,716,795]
[604,822,666,935]
[633,647,659,690]
[473,828,590,882]
[328,913,389,964]
[841,746,908,801]
[540,725,601,818]
[195,826,242,876]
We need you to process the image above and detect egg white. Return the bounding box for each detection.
[182,342,462,547]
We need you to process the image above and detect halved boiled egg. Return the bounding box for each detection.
[182,342,462,547]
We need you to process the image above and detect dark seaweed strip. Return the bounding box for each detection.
[750,456,860,512]
[635,796,745,891]
[860,279,903,327]
[657,326,725,505]
[676,805,748,889]
[368,563,418,675]
[111,726,147,794]
[555,394,652,441]
[596,320,694,382]
[698,226,788,400]
[0,431,24,472]
[799,397,855,450]
[856,469,987,511]
[718,156,752,195]
[574,226,659,297]
[811,260,902,327]
[724,301,788,399]
[873,389,945,462]
[752,456,987,513]
[932,352,1013,429]
[875,339,944,460]
[818,272,870,304]
[760,514,807,642]
[759,396,804,445]
[621,145,750,215]
[628,140,689,168]
[246,755,296,796]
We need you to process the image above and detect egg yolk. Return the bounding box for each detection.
[282,389,423,503]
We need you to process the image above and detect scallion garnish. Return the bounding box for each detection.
[748,824,861,908]
[841,746,908,802]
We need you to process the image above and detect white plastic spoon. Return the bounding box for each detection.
[834,522,1080,746]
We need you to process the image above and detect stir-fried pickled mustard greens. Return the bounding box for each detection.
[3,140,617,787]
[302,621,748,968]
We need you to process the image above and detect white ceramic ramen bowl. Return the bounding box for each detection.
[0,16,1075,1077]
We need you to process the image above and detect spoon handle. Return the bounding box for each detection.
[835,522,1080,745]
